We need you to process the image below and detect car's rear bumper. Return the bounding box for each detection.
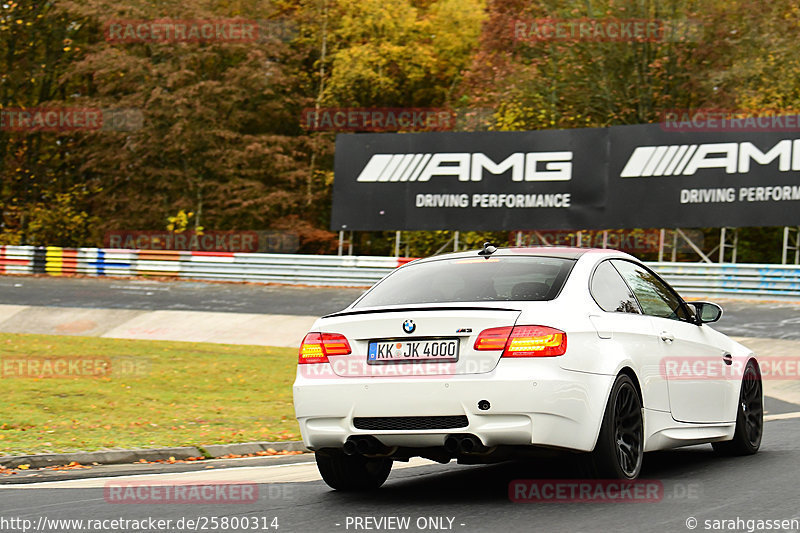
[293,359,615,453]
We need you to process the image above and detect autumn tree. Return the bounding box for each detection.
[0,0,95,245]
[2,0,798,259]
[460,0,714,130]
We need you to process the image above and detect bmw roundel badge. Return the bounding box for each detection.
[402,320,416,334]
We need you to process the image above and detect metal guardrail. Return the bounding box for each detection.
[647,262,800,299]
[1,245,799,298]
[0,245,405,287]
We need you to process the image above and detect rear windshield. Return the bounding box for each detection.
[354,256,575,307]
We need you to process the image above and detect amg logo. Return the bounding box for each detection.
[621,139,800,177]
[356,152,573,182]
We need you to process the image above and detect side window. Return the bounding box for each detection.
[590,260,641,314]
[611,260,688,321]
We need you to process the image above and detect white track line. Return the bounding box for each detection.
[1,457,443,488]
[765,411,800,421]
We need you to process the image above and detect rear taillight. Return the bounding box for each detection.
[298,332,352,364]
[473,326,513,351]
[503,326,566,357]
[474,325,566,357]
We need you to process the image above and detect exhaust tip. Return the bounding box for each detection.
[355,437,374,455]
[344,435,392,456]
[444,436,461,454]
[343,439,359,455]
[446,434,488,454]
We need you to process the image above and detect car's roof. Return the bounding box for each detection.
[410,246,629,264]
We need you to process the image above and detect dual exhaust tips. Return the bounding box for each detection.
[343,435,392,456]
[444,434,489,454]
[343,434,488,456]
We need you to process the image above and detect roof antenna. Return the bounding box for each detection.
[478,241,497,258]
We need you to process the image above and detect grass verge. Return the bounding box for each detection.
[0,333,299,455]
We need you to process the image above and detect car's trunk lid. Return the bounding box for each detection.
[318,306,522,377]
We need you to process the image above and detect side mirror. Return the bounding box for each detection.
[689,301,723,325]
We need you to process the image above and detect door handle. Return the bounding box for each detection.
[722,353,733,366]
[660,331,674,343]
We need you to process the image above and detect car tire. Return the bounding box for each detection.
[587,374,644,479]
[712,359,762,456]
[315,449,392,491]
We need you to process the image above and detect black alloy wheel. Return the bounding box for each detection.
[588,374,644,479]
[713,359,763,456]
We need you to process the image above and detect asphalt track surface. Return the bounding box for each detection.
[0,276,364,317]
[1,419,800,532]
[1,275,799,338]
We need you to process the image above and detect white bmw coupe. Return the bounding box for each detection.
[293,245,762,490]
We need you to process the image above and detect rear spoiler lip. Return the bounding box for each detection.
[322,305,524,319]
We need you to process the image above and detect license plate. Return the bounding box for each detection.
[367,338,459,364]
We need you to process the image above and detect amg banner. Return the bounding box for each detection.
[331,125,800,231]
